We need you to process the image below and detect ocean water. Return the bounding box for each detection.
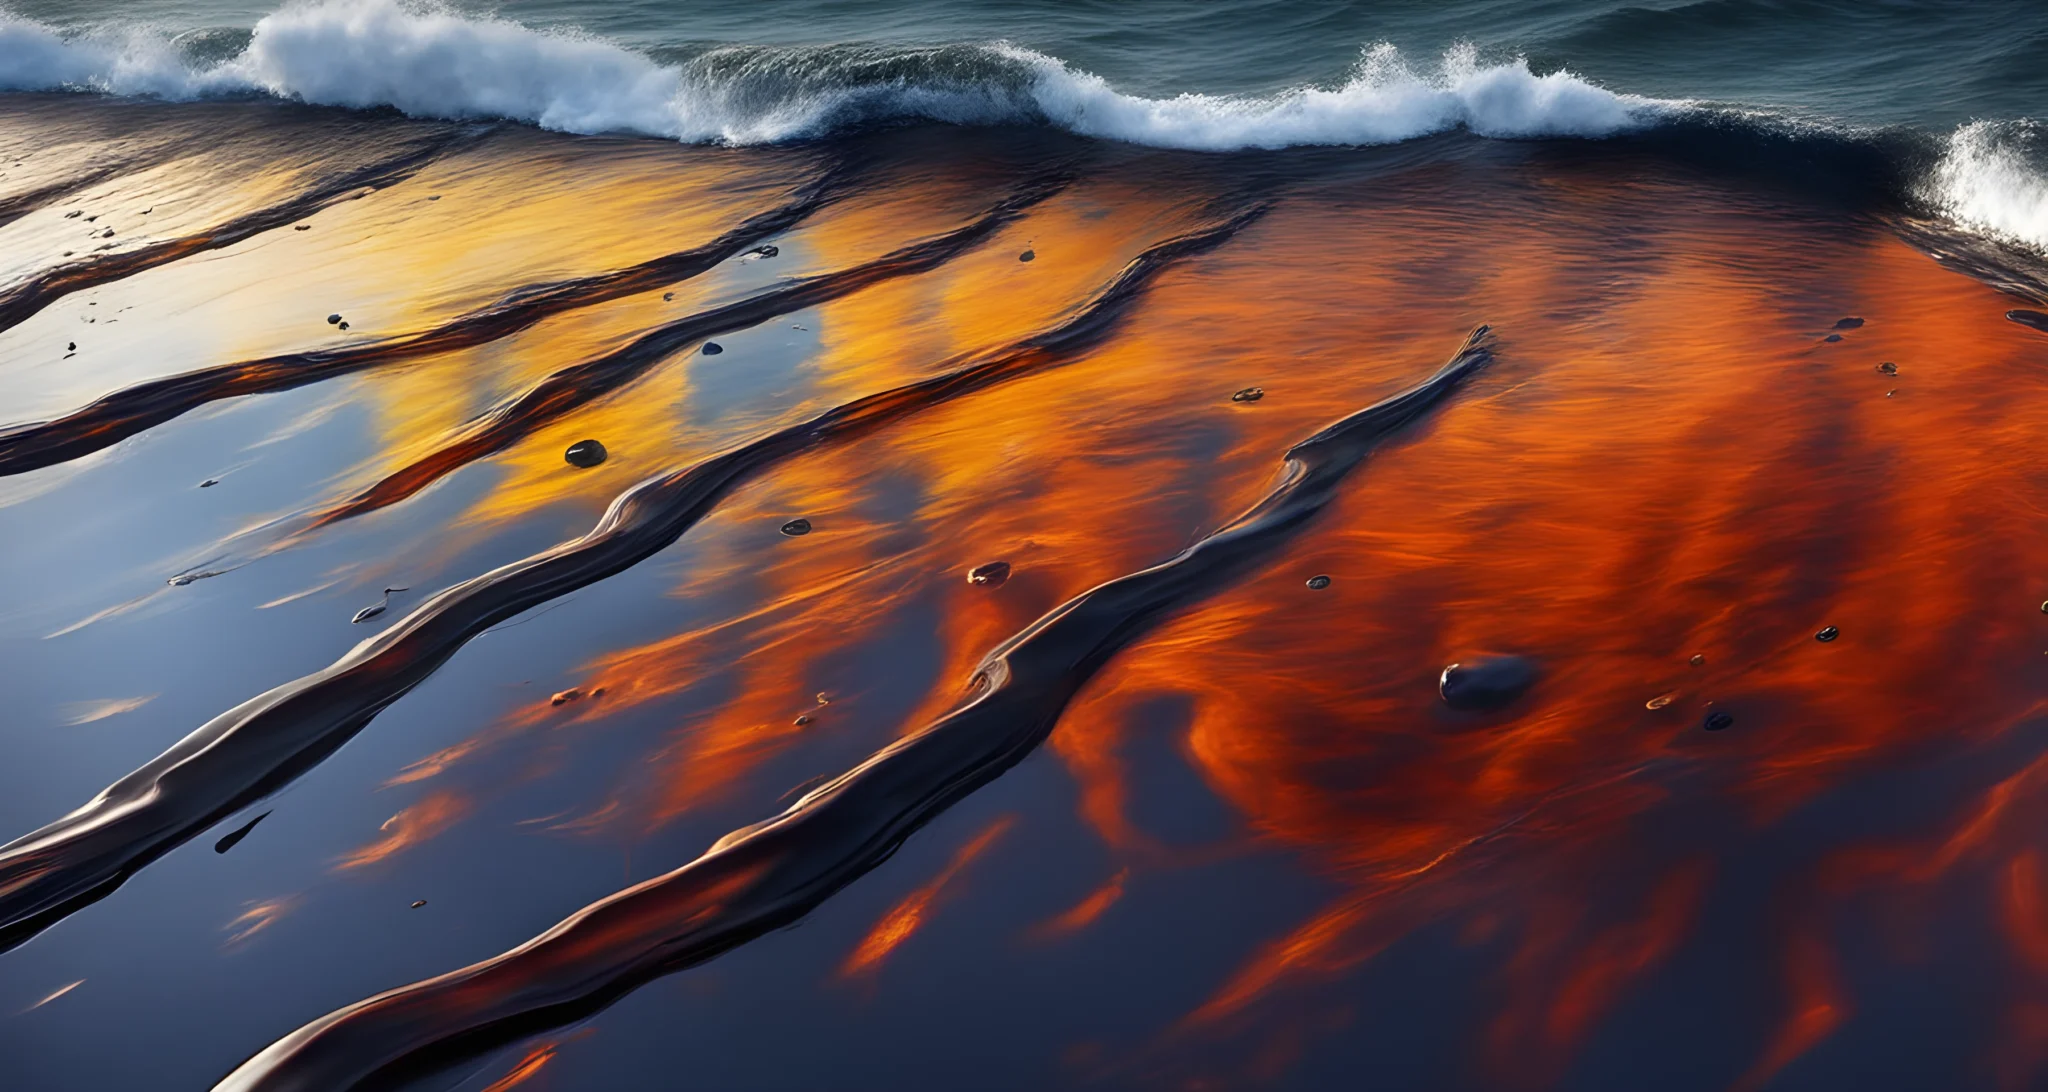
[1,3,2046,1091]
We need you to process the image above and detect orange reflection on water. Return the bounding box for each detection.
[303,142,2048,1085]
[335,790,472,871]
[840,816,1014,980]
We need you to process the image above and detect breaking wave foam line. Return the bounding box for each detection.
[0,0,1669,149]
[1930,120,2048,254]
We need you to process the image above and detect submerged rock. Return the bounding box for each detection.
[968,561,1012,587]
[1834,317,1864,330]
[1823,334,1843,343]
[1703,710,1734,732]
[1232,386,1265,403]
[1439,655,1540,711]
[327,313,341,325]
[564,439,607,468]
[702,342,723,355]
[1815,625,1840,643]
[1689,653,1706,666]
[780,518,812,537]
[1306,574,1332,590]
[1019,248,1035,262]
[2008,309,2048,332]
[1876,361,1897,375]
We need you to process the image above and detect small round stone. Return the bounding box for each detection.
[1876,361,1897,375]
[702,342,723,355]
[338,322,350,331]
[1689,654,1706,666]
[1019,249,1035,262]
[794,714,813,727]
[1815,625,1840,643]
[326,313,342,325]
[564,439,607,468]
[1703,711,1734,732]
[410,900,427,909]
[968,561,1012,587]
[780,518,812,537]
[1439,655,1540,712]
[1834,317,1864,330]
[1231,387,1265,403]
[1823,334,1843,343]
[1306,574,1332,590]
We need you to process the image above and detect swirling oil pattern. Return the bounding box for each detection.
[1,3,2047,1092]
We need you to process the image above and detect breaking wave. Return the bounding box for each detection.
[0,0,1667,149]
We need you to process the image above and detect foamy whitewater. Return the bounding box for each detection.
[0,0,1662,148]
[2,0,2047,252]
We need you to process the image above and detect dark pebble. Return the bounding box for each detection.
[1815,625,1839,643]
[2039,600,2047,614]
[1231,386,1265,403]
[66,342,75,351]
[702,342,723,355]
[564,439,608,468]
[1833,317,1864,330]
[1876,361,1897,375]
[410,900,427,909]
[1306,574,1332,590]
[198,478,220,488]
[751,244,779,259]
[327,313,342,325]
[662,292,673,301]
[428,195,441,201]
[968,561,1011,587]
[1439,655,1540,712]
[781,518,812,537]
[64,210,79,219]
[551,688,583,707]
[1703,711,1734,732]
[1823,334,1843,343]
[794,714,813,727]
[1689,653,1706,666]
[99,228,112,238]
[2008,309,2048,333]
[1019,249,1035,262]
[294,224,310,231]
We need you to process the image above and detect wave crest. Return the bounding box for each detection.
[0,0,1666,149]
[1931,120,2048,254]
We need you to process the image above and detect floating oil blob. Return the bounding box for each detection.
[1439,655,1539,711]
[1306,574,1332,590]
[1232,386,1264,403]
[748,245,779,259]
[212,811,269,855]
[1689,653,1706,666]
[794,714,813,727]
[351,587,409,624]
[1704,710,1735,731]
[1834,317,1865,329]
[1823,334,1843,343]
[780,518,812,537]
[563,439,607,468]
[701,342,723,355]
[1816,625,1840,642]
[1877,361,1898,375]
[410,900,426,909]
[550,688,583,707]
[1646,693,1675,710]
[1019,248,1035,262]
[2008,309,2048,332]
[968,561,1011,587]
[326,313,341,325]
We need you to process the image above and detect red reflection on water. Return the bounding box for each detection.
[840,816,1014,979]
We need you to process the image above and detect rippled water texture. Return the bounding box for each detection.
[1,89,2047,1091]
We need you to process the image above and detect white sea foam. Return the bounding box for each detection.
[0,1,1668,148]
[1930,120,2048,254]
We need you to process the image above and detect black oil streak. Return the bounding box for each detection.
[0,206,1266,956]
[0,164,858,478]
[210,325,1494,1092]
